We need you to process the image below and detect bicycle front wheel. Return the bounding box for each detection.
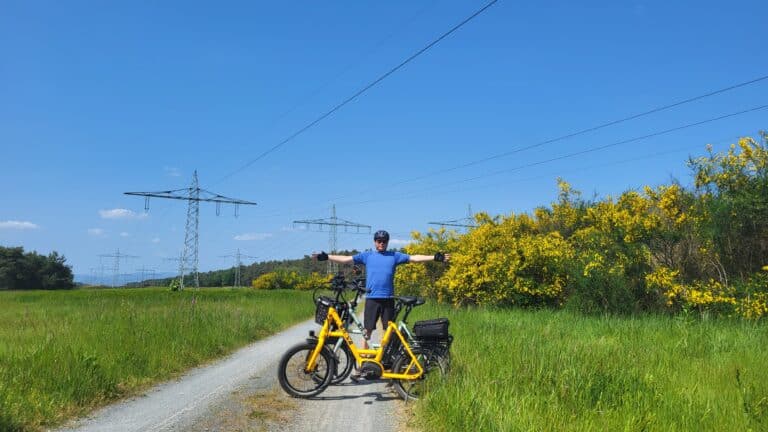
[391,349,449,401]
[278,342,335,398]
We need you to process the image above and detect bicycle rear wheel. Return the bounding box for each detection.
[278,342,335,398]
[391,349,449,401]
[328,341,355,384]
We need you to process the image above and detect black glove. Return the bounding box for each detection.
[317,251,329,261]
[434,252,445,262]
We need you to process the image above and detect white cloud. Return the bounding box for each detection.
[0,220,39,230]
[88,228,106,237]
[119,232,130,237]
[389,238,412,246]
[151,237,161,244]
[234,232,273,241]
[99,208,147,220]
[164,166,181,177]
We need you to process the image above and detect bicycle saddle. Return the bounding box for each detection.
[397,296,425,306]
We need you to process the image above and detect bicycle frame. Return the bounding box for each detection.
[333,295,414,350]
[306,305,424,380]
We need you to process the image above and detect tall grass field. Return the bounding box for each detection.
[408,306,768,431]
[0,288,314,431]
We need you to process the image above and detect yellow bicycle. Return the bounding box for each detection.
[278,272,452,400]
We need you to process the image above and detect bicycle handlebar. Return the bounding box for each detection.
[323,270,427,323]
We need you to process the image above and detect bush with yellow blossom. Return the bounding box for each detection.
[397,133,767,318]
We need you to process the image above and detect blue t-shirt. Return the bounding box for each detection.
[353,250,410,298]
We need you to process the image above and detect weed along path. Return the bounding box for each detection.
[57,320,400,432]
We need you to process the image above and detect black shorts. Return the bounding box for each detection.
[364,298,395,331]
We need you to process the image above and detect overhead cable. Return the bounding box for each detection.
[337,106,768,206]
[217,0,499,183]
[327,74,768,200]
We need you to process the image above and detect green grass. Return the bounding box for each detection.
[408,306,768,431]
[0,287,314,431]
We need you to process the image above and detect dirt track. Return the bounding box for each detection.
[56,320,407,432]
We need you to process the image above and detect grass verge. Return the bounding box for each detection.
[407,305,768,431]
[0,287,314,431]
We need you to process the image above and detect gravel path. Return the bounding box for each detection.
[56,320,404,432]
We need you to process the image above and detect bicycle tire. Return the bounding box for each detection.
[277,342,335,398]
[391,349,449,401]
[328,341,356,384]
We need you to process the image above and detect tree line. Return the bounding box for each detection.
[0,246,75,290]
[148,250,361,288]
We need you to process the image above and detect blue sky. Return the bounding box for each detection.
[1,0,766,282]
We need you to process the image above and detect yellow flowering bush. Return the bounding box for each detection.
[737,293,768,319]
[395,133,767,318]
[395,227,460,299]
[435,214,573,307]
[295,272,333,291]
[684,280,737,314]
[534,178,586,237]
[687,133,768,279]
[645,267,685,308]
[733,271,768,319]
[251,270,302,290]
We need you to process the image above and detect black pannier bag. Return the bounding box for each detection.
[413,318,450,339]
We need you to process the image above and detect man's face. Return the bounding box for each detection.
[374,238,388,252]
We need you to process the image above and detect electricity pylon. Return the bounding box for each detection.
[293,204,370,274]
[98,249,139,288]
[164,254,183,287]
[428,204,476,232]
[125,170,256,290]
[135,266,157,287]
[220,249,258,288]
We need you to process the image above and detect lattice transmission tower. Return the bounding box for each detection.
[293,204,370,274]
[428,204,476,232]
[135,266,157,287]
[220,249,258,288]
[125,170,257,290]
[98,249,139,288]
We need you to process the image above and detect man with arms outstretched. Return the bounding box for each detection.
[312,230,450,353]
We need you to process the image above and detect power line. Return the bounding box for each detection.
[248,83,766,223]
[334,108,767,207]
[266,1,440,128]
[361,134,747,206]
[453,104,768,185]
[239,99,767,225]
[429,204,476,231]
[217,0,499,183]
[293,204,371,273]
[317,140,719,213]
[322,74,768,202]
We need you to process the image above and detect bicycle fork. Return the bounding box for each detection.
[305,320,331,373]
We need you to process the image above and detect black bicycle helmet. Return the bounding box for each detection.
[373,230,390,242]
